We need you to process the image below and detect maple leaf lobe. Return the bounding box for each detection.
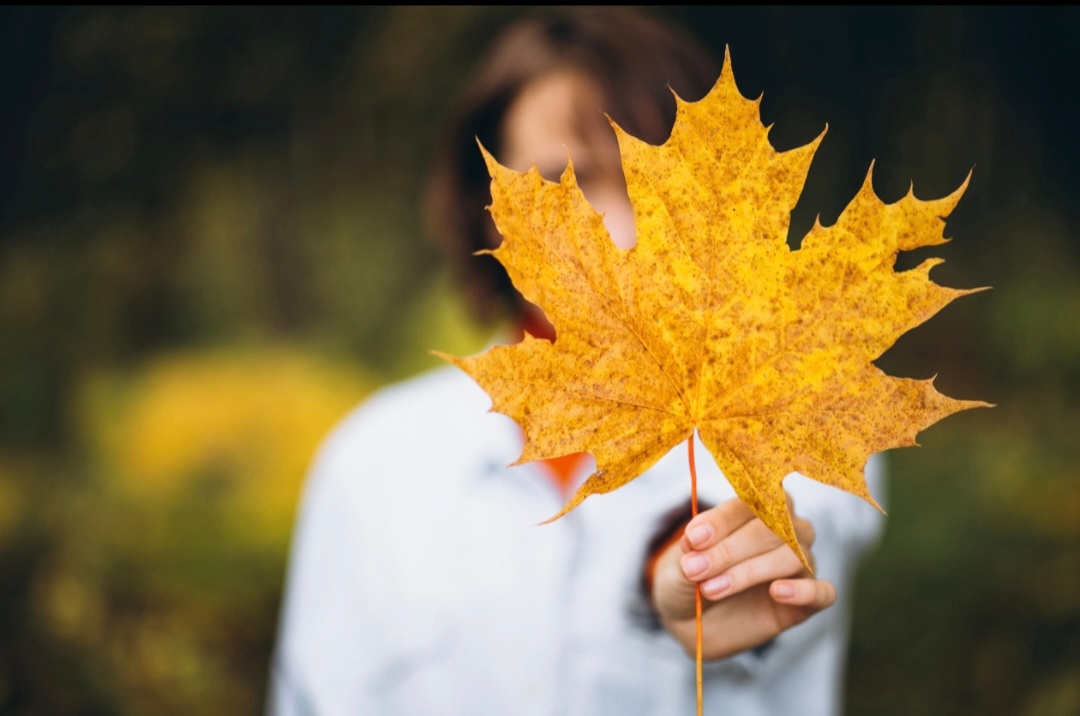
[439,51,990,570]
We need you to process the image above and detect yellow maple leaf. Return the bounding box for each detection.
[439,53,990,569]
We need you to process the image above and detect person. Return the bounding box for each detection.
[269,9,885,715]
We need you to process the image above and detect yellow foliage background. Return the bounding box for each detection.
[80,348,373,544]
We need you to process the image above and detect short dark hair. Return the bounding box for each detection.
[424,8,718,324]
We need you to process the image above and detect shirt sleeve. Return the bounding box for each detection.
[267,429,375,716]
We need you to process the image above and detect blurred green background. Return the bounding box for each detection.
[0,7,1076,715]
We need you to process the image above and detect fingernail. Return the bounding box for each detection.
[702,574,732,598]
[686,523,712,548]
[680,553,709,578]
[773,583,795,599]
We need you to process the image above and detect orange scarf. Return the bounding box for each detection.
[537,451,588,496]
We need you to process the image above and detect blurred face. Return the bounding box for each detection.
[500,69,636,250]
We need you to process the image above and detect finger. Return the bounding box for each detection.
[680,516,783,582]
[784,493,818,550]
[792,516,816,572]
[770,578,836,610]
[698,543,807,601]
[681,511,818,582]
[680,497,754,553]
[793,515,816,549]
[683,493,807,553]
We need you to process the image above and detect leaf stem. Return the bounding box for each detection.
[688,435,702,716]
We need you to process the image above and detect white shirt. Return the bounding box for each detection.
[269,366,885,715]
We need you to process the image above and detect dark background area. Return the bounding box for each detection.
[0,7,1077,715]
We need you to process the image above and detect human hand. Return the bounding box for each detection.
[650,495,835,661]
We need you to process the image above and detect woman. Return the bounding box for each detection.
[270,9,884,715]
